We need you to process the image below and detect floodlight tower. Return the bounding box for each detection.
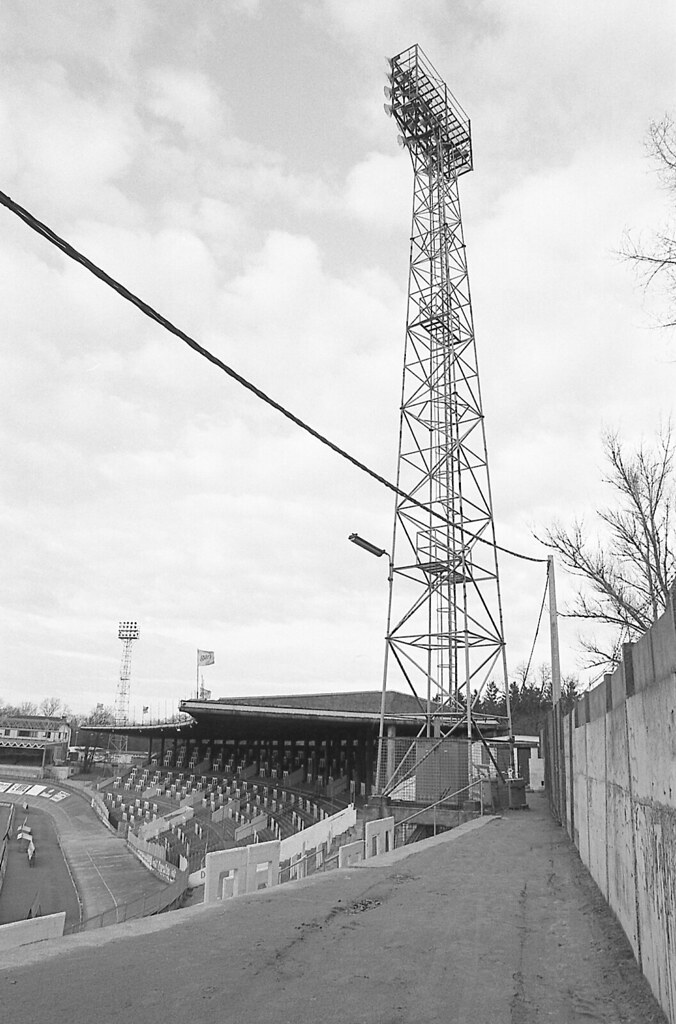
[112,620,139,759]
[379,45,511,790]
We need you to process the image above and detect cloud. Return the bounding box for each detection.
[1,0,675,714]
[343,152,410,231]
[144,67,228,140]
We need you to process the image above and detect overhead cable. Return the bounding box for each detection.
[0,188,546,564]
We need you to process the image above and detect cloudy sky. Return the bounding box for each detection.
[1,0,675,717]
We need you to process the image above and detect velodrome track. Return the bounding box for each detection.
[0,802,80,927]
[0,778,169,925]
[0,794,665,1024]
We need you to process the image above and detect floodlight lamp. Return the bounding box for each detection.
[349,533,387,559]
[383,103,393,118]
[118,620,140,640]
[396,134,406,149]
[384,86,392,100]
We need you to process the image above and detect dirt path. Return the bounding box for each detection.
[0,793,666,1023]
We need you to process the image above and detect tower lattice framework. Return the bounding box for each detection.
[379,45,511,792]
[111,620,139,759]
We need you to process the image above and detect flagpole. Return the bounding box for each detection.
[196,651,199,699]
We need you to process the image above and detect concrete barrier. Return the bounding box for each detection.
[138,804,194,841]
[0,912,66,951]
[211,799,239,824]
[246,840,280,892]
[280,804,356,863]
[364,817,394,859]
[234,812,267,843]
[338,840,364,868]
[204,845,264,902]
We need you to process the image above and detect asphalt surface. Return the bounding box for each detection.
[0,778,168,924]
[0,792,666,1024]
[0,804,80,927]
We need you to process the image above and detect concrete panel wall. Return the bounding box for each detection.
[364,817,394,859]
[338,841,364,868]
[204,847,250,902]
[584,712,608,899]
[0,912,66,951]
[279,804,356,863]
[547,596,676,1024]
[604,701,639,956]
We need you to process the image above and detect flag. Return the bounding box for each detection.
[198,650,214,666]
[142,706,149,714]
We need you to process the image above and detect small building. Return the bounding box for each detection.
[0,714,72,772]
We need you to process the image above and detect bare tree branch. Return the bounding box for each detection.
[621,115,676,328]
[535,430,676,671]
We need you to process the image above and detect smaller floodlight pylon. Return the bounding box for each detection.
[111,620,140,761]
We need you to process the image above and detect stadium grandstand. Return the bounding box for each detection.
[80,689,518,879]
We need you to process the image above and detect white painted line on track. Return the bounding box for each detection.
[86,849,119,908]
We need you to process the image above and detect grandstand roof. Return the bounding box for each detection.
[81,691,507,741]
[211,690,422,715]
[178,690,506,740]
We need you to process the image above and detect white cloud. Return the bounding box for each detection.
[145,67,228,140]
[0,0,675,714]
[343,151,410,230]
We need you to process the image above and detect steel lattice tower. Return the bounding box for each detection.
[378,45,511,791]
[111,620,139,760]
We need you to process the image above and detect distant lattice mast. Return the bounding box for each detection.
[112,620,139,758]
[379,45,511,789]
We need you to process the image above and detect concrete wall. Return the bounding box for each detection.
[279,804,356,864]
[364,816,395,859]
[204,842,279,902]
[545,594,676,1024]
[0,912,66,951]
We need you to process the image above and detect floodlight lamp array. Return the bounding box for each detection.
[384,44,472,178]
[118,620,140,640]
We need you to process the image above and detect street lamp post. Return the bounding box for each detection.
[348,533,394,795]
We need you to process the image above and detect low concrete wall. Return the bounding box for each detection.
[234,812,267,843]
[0,912,66,951]
[544,593,676,1024]
[204,841,279,902]
[279,804,356,863]
[138,804,194,841]
[364,816,395,859]
[338,840,364,868]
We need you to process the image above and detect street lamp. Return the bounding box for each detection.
[348,533,388,559]
[348,533,394,797]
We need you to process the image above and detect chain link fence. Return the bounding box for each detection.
[63,869,189,934]
[377,735,491,806]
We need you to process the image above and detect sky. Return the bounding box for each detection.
[1,0,675,717]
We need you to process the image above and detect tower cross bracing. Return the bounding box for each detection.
[379,45,511,793]
[112,620,139,760]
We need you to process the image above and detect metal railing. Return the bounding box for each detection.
[63,870,189,935]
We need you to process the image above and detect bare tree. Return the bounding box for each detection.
[537,428,676,669]
[40,696,70,717]
[81,703,115,727]
[15,700,38,716]
[623,116,676,329]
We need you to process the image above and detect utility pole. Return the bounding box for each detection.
[548,556,561,703]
